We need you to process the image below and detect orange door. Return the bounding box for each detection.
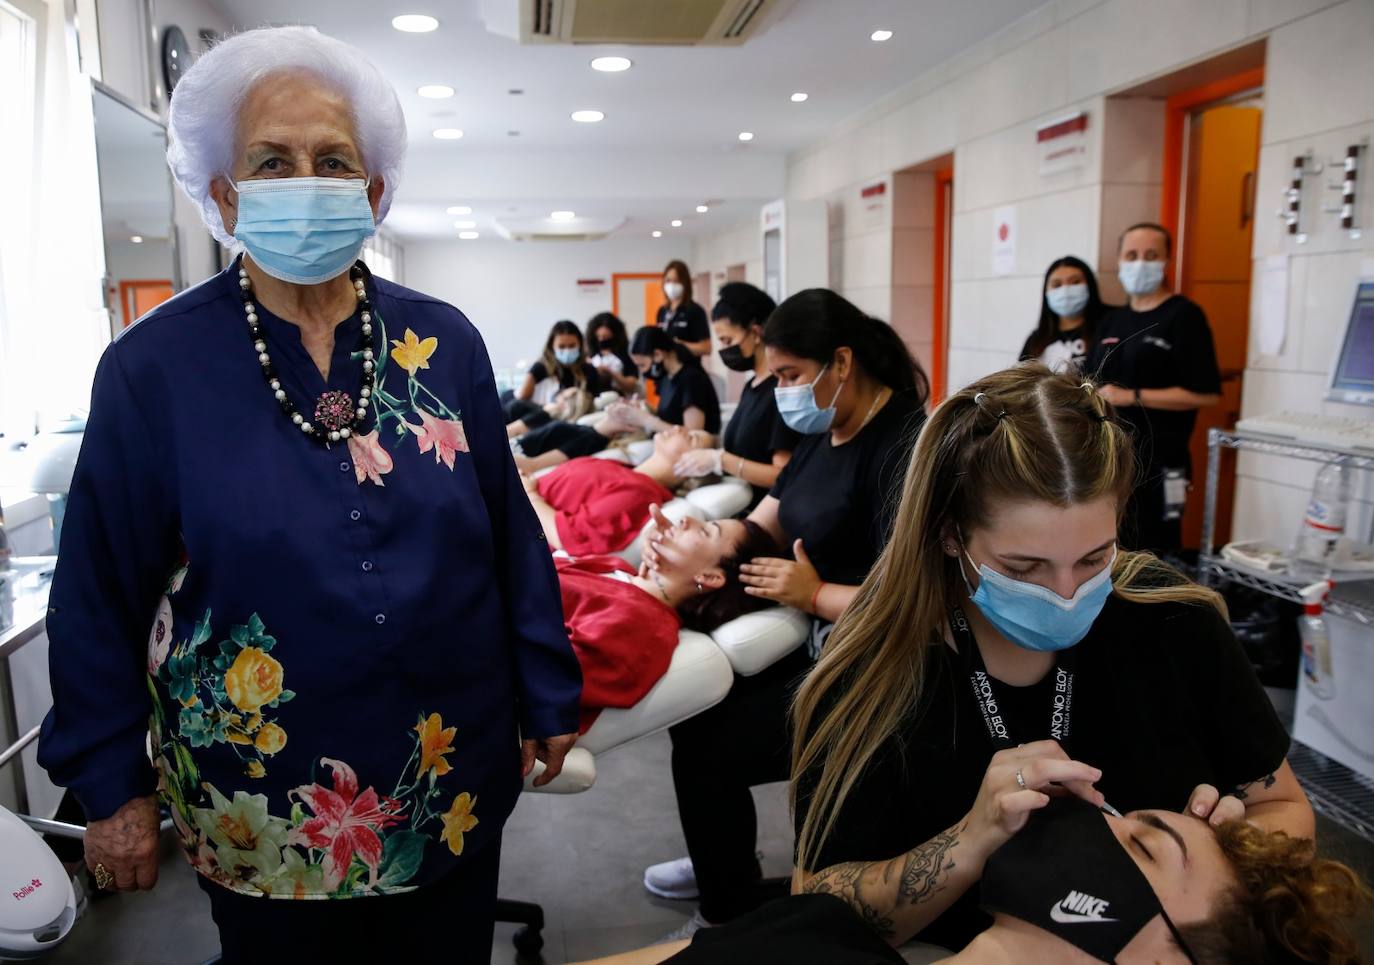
[120,279,175,328]
[1179,104,1262,549]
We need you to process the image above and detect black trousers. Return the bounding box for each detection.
[502,397,551,429]
[669,647,813,924]
[517,421,608,459]
[1123,461,1185,557]
[199,834,502,964]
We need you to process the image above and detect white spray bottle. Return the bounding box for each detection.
[1298,580,1335,700]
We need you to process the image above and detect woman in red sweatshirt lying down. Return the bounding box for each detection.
[558,505,779,734]
[524,425,723,557]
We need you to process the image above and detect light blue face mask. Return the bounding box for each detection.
[554,348,581,366]
[1118,259,1165,298]
[959,544,1116,652]
[774,363,845,434]
[231,176,376,285]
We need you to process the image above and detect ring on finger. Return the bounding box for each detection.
[93,862,115,890]
[1015,768,1027,790]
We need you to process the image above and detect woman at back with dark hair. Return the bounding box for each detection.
[1020,256,1111,374]
[640,288,930,938]
[658,260,712,366]
[515,319,600,402]
[587,311,639,395]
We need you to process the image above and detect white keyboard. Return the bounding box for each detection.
[1236,410,1374,453]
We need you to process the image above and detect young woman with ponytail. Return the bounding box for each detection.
[789,363,1313,952]
[640,289,930,937]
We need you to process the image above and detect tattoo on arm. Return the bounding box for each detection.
[1232,772,1277,801]
[804,861,897,939]
[890,822,963,907]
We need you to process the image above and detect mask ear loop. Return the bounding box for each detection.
[1155,908,1200,965]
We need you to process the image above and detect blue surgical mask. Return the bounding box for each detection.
[959,545,1116,652]
[232,176,376,285]
[554,348,581,366]
[775,364,844,434]
[1118,259,1165,297]
[1046,284,1089,318]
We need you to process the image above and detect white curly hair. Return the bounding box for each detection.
[167,26,406,248]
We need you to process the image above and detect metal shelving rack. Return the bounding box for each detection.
[1199,427,1374,842]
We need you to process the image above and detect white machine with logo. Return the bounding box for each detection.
[0,805,77,957]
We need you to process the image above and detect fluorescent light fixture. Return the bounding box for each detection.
[737,131,754,142]
[445,205,472,215]
[695,204,709,214]
[870,29,893,41]
[129,235,144,243]
[591,56,632,72]
[790,92,808,103]
[392,14,439,32]
[550,210,576,222]
[453,220,477,229]
[652,230,663,238]
[418,84,454,98]
[458,231,479,240]
[432,127,464,140]
[571,109,605,123]
[670,219,683,227]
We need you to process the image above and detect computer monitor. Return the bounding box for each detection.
[1327,280,1374,406]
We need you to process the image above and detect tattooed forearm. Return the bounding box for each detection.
[803,861,897,939]
[891,821,963,907]
[1232,772,1277,801]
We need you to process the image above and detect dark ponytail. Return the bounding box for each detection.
[762,289,929,407]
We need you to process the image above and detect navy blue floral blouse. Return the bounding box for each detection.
[38,260,582,899]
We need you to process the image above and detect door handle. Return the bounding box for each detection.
[1241,171,1255,229]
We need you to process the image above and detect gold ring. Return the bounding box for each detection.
[93,863,115,890]
[1015,768,1027,790]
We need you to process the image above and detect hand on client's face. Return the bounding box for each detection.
[1184,783,1247,827]
[965,741,1104,863]
[673,447,722,478]
[737,539,821,611]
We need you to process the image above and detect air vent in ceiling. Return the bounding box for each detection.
[497,0,774,45]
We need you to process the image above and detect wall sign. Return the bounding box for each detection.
[577,277,606,296]
[992,206,1017,275]
[1037,112,1088,175]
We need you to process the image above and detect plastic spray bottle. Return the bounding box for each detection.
[1298,580,1335,701]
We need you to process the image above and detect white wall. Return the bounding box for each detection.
[404,236,691,374]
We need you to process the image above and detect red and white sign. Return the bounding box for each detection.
[992,205,1017,275]
[576,277,606,296]
[1037,112,1088,175]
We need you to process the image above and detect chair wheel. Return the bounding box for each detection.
[513,924,544,956]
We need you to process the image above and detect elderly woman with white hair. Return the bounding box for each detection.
[37,26,581,961]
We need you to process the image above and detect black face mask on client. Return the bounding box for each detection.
[980,797,1198,964]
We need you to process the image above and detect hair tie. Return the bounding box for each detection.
[973,392,1008,422]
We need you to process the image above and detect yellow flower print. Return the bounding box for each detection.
[440,793,479,856]
[414,713,456,779]
[245,760,266,779]
[390,328,438,376]
[255,723,287,756]
[245,714,263,733]
[224,647,284,714]
[227,729,254,746]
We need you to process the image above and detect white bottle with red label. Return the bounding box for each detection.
[1298,581,1335,701]
[1293,462,1351,574]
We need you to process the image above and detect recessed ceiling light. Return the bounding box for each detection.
[791,92,808,103]
[453,220,477,229]
[418,84,454,99]
[508,88,524,95]
[130,235,144,243]
[696,204,709,213]
[392,14,439,33]
[652,230,663,238]
[445,205,472,215]
[432,127,464,140]
[591,56,632,72]
[870,29,893,41]
[507,130,520,137]
[458,231,479,240]
[737,131,754,142]
[571,109,605,123]
[670,219,683,227]
[550,210,576,221]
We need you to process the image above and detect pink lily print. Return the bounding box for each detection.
[347,430,393,487]
[405,409,469,470]
[288,758,401,890]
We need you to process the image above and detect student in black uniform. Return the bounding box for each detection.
[672,283,800,507]
[511,319,600,404]
[657,260,712,366]
[1019,255,1110,374]
[616,325,721,433]
[641,289,929,937]
[587,311,639,395]
[1086,223,1221,557]
[788,364,1312,954]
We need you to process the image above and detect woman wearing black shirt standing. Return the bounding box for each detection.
[658,260,712,366]
[673,283,800,507]
[1019,255,1110,374]
[790,364,1311,953]
[641,290,928,938]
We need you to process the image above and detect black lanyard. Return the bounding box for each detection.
[949,606,1076,751]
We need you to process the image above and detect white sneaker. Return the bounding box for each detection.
[643,856,698,900]
[654,910,713,945]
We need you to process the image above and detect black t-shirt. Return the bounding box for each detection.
[771,391,925,587]
[1086,296,1221,469]
[1020,325,1090,374]
[654,365,722,434]
[668,895,905,965]
[794,594,1290,951]
[723,374,802,505]
[527,359,600,392]
[658,301,710,366]
[516,421,608,459]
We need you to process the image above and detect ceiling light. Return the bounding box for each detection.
[791,92,808,103]
[696,204,709,213]
[870,29,893,41]
[432,127,464,140]
[571,109,605,123]
[418,84,454,99]
[392,14,439,33]
[458,231,479,240]
[445,205,472,215]
[507,130,520,137]
[591,56,632,72]
[550,210,576,222]
[129,235,144,243]
[670,219,683,227]
[652,230,663,238]
[508,88,524,95]
[453,220,476,229]
[737,131,754,142]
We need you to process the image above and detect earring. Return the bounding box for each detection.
[696,582,704,594]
